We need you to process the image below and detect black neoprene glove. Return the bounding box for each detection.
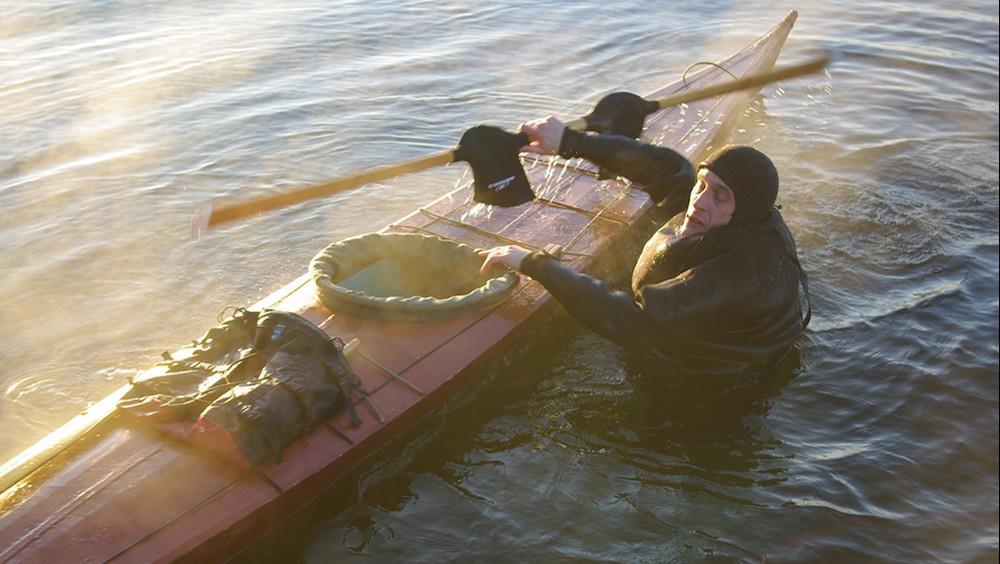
[558,127,588,159]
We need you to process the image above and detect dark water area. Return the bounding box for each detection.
[2,0,997,561]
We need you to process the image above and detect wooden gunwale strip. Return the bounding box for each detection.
[255,275,312,311]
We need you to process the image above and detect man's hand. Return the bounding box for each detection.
[518,116,566,155]
[478,245,532,274]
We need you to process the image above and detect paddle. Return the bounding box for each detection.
[193,53,830,235]
[565,53,830,132]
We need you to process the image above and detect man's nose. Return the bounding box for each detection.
[692,187,711,209]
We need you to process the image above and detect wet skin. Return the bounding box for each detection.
[679,168,735,237]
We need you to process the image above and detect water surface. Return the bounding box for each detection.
[1,1,997,561]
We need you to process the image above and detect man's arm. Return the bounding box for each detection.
[520,117,695,217]
[518,247,758,348]
[559,128,694,216]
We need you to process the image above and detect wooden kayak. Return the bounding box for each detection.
[0,12,799,562]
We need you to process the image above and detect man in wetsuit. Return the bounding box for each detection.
[479,117,810,376]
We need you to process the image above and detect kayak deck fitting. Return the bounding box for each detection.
[0,11,798,562]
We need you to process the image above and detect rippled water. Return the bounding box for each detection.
[1,1,997,561]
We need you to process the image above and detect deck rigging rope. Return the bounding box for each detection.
[682,61,739,85]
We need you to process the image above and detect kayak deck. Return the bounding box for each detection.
[0,12,797,562]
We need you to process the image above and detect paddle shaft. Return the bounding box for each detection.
[201,54,829,231]
[201,150,455,230]
[564,54,830,130]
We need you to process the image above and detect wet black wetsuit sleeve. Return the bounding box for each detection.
[521,247,759,347]
[559,128,695,216]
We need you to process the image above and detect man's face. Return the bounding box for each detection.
[679,168,736,236]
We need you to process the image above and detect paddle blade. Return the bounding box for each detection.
[582,92,659,139]
[191,202,212,239]
[454,125,535,207]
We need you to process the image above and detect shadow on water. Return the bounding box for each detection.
[620,345,801,451]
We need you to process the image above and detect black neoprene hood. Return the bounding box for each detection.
[699,145,779,225]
